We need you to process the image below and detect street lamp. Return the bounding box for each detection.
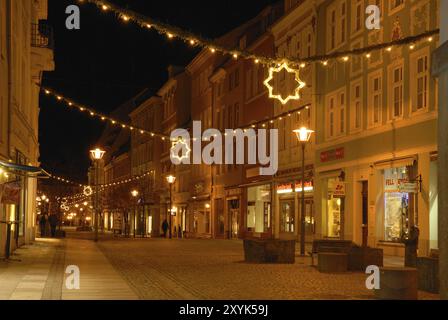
[131,189,139,237]
[166,175,176,239]
[293,127,314,256]
[131,190,139,198]
[90,147,105,242]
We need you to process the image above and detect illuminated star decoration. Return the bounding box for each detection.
[83,186,93,197]
[170,138,191,163]
[264,62,306,105]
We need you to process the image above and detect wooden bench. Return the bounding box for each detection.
[309,240,354,266]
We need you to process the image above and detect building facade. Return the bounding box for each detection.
[271,0,316,242]
[129,96,163,237]
[313,0,439,257]
[0,0,54,256]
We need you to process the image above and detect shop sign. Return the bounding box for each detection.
[277,181,313,194]
[332,182,345,197]
[385,178,409,193]
[398,182,418,194]
[320,147,345,163]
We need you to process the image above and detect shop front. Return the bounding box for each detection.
[186,197,211,238]
[276,180,315,240]
[244,183,272,239]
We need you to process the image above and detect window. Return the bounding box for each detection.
[384,167,410,242]
[327,0,347,52]
[329,99,335,137]
[368,72,382,127]
[327,178,343,238]
[389,63,403,119]
[235,69,240,87]
[350,81,363,131]
[307,33,312,57]
[229,73,234,91]
[411,51,429,112]
[330,9,336,50]
[340,2,346,43]
[352,0,363,35]
[234,103,240,127]
[247,185,271,233]
[340,93,346,134]
[326,88,346,139]
[389,0,404,15]
[280,200,295,233]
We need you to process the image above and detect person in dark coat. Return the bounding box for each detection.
[39,214,47,237]
[48,214,58,238]
[162,219,168,238]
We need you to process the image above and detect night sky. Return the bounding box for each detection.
[39,0,280,183]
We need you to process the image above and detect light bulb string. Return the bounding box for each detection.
[80,0,439,67]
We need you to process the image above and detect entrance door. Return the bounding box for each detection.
[230,210,239,239]
[361,181,368,247]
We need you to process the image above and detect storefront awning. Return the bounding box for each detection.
[374,157,417,171]
[0,160,50,178]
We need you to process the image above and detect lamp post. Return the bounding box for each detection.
[90,148,105,242]
[293,127,314,256]
[166,175,176,239]
[131,189,139,237]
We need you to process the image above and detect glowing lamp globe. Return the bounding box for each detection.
[293,127,314,143]
[166,175,176,184]
[90,148,106,160]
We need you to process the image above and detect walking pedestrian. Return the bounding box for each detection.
[39,214,47,237]
[162,219,168,238]
[49,214,58,237]
[178,225,182,238]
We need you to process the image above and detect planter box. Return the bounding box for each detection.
[417,256,439,293]
[243,239,295,264]
[375,267,418,300]
[348,247,383,271]
[318,252,348,273]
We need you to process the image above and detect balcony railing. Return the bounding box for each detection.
[31,22,54,49]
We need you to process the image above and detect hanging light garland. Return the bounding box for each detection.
[41,87,170,140]
[78,0,439,68]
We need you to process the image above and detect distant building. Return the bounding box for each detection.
[0,0,54,256]
[129,95,163,237]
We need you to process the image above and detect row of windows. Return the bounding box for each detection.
[327,0,409,53]
[325,49,430,140]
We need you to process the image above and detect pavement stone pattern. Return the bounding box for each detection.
[0,238,59,300]
[0,235,137,300]
[96,237,440,300]
[0,233,440,300]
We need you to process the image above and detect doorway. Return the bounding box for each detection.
[361,181,368,247]
[230,209,239,239]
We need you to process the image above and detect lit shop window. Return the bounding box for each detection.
[327,178,343,238]
[247,185,271,233]
[384,167,410,242]
[280,200,295,233]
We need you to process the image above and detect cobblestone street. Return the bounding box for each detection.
[0,232,440,300]
[97,236,438,300]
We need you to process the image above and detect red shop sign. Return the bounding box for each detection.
[321,147,345,163]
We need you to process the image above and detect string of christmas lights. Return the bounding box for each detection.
[51,169,156,200]
[79,0,439,68]
[41,86,312,142]
[41,87,170,140]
